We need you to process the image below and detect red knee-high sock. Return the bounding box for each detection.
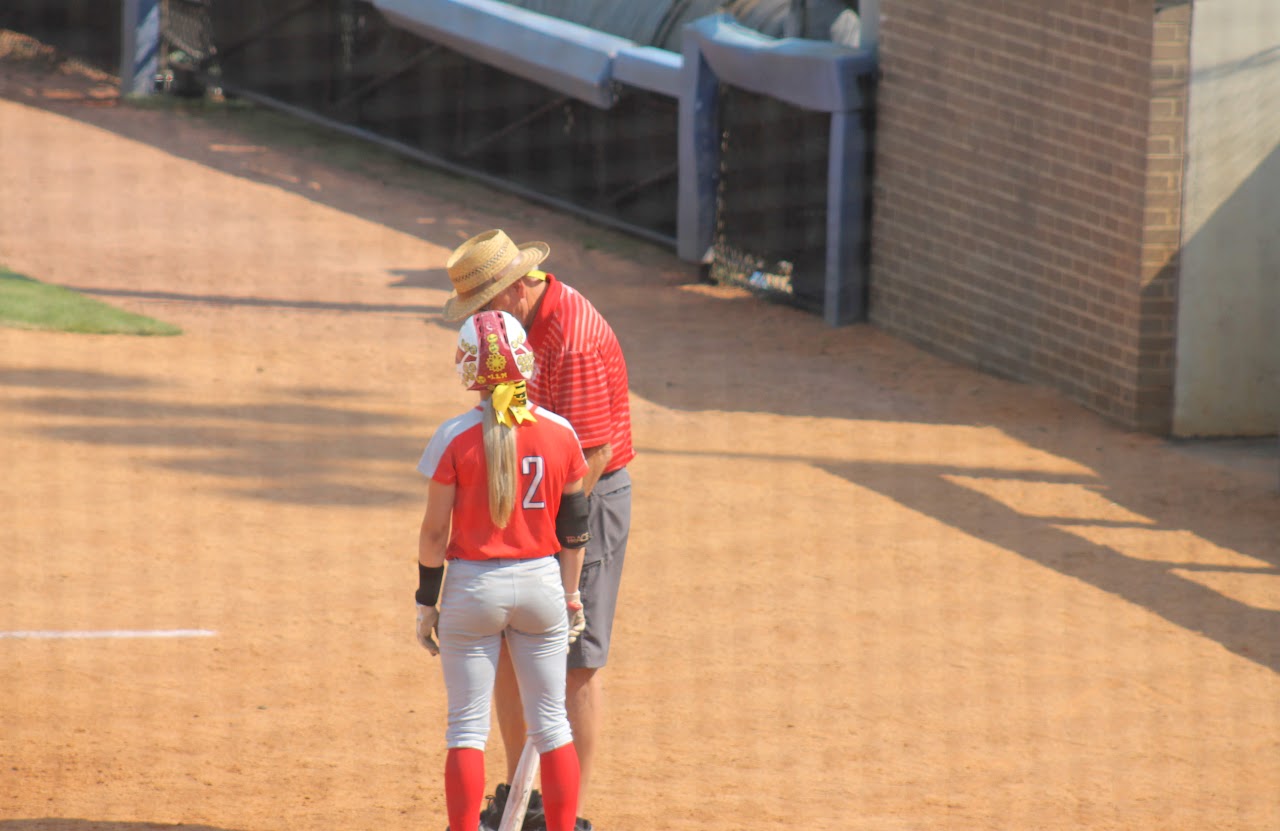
[538,743,580,831]
[445,747,486,831]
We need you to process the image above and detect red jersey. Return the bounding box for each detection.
[525,275,635,473]
[418,404,589,561]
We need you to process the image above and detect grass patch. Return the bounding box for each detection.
[0,268,181,335]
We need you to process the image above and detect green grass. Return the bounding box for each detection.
[0,268,181,335]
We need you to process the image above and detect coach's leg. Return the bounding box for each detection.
[565,667,600,814]
[494,638,526,782]
[569,469,631,817]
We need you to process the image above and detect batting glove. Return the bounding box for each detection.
[416,604,440,656]
[566,591,586,646]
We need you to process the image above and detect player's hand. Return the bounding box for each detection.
[416,604,440,656]
[565,591,586,646]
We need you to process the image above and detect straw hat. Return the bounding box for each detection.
[442,230,550,322]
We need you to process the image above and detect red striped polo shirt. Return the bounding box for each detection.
[525,275,635,474]
[418,404,589,561]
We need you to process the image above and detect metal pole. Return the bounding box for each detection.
[677,34,720,263]
[119,0,137,94]
[119,0,160,96]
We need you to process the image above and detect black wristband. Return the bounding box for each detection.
[415,564,444,606]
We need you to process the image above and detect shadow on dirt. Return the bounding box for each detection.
[49,287,441,317]
[0,368,157,391]
[816,457,1280,673]
[0,367,424,508]
[387,267,449,290]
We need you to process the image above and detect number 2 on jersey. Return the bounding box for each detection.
[521,455,546,509]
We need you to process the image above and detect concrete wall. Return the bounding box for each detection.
[1174,0,1280,436]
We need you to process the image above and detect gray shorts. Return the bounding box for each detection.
[568,467,631,670]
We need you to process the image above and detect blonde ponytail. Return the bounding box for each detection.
[482,398,518,527]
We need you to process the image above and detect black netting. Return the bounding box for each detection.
[0,0,122,71]
[211,0,346,111]
[159,0,214,95]
[162,0,214,65]
[209,1,681,241]
[711,86,832,311]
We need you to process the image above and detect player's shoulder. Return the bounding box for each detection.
[429,407,484,447]
[532,406,579,436]
[419,408,483,478]
[533,405,573,430]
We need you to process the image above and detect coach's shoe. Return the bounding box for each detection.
[475,784,547,831]
[574,819,593,831]
[478,783,510,831]
[521,789,546,830]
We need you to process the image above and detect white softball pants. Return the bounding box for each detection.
[437,556,572,753]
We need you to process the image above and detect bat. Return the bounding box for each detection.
[498,738,540,831]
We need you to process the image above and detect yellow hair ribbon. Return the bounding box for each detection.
[527,269,549,282]
[491,381,536,427]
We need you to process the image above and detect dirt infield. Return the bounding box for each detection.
[2,44,1278,831]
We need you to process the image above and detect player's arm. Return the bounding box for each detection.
[556,478,589,593]
[557,479,589,591]
[557,477,590,643]
[418,479,454,577]
[581,442,612,497]
[415,479,454,655]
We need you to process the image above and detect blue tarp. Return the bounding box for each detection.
[371,1,869,109]
[685,13,874,113]
[372,0,635,108]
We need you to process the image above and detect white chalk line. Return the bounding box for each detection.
[0,629,217,639]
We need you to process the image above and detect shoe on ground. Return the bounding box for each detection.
[476,783,550,831]
[478,783,510,831]
[502,813,585,831]
[522,789,546,830]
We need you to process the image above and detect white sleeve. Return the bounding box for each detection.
[417,431,447,479]
[417,409,483,479]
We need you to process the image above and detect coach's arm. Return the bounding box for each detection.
[581,443,612,497]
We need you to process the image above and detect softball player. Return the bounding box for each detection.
[415,310,590,831]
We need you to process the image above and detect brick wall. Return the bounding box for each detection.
[869,1,1185,432]
[1137,3,1191,433]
